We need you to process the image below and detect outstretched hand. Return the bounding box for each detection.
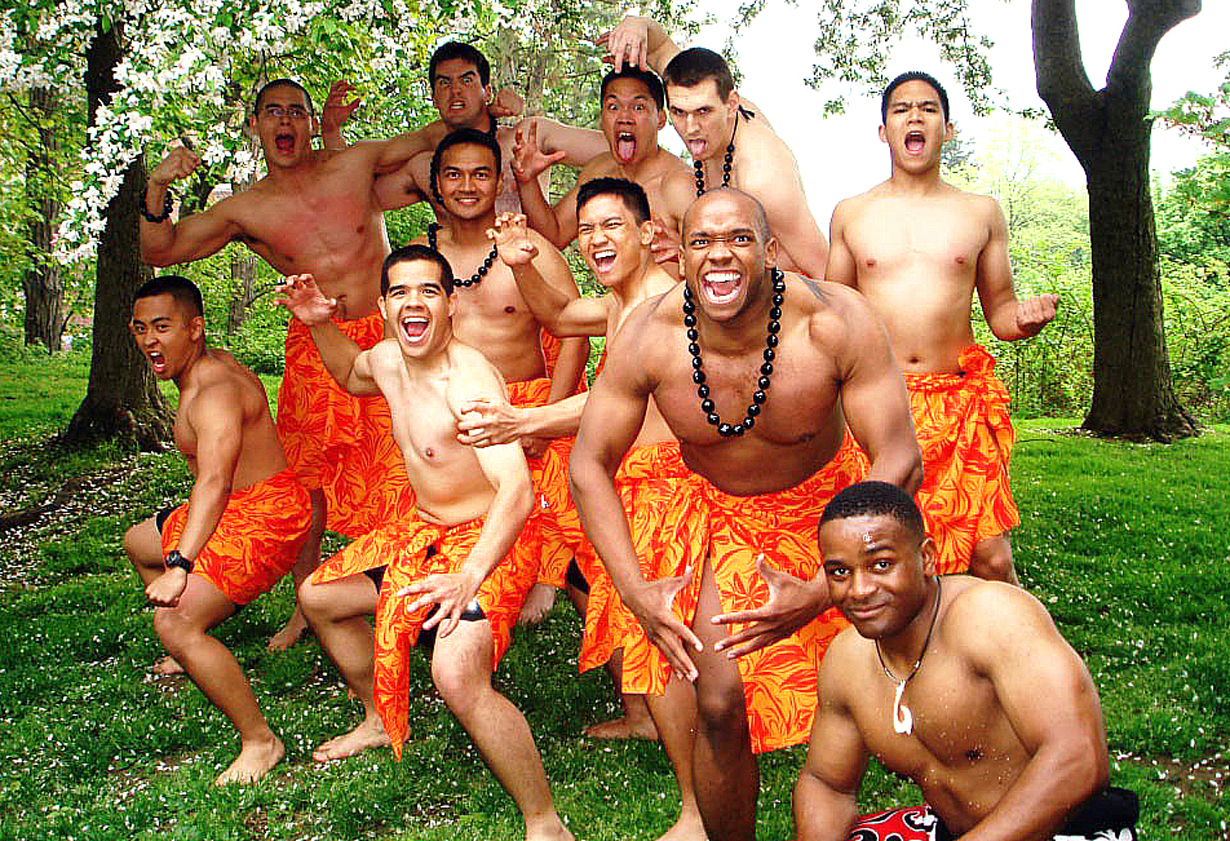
[624,567,703,682]
[320,80,361,138]
[1016,294,1059,336]
[711,555,828,659]
[457,397,526,447]
[274,274,338,326]
[489,87,524,120]
[396,570,482,640]
[596,16,650,72]
[511,119,567,185]
[488,212,539,267]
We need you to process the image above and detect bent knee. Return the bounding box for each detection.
[153,607,201,652]
[431,654,489,713]
[970,538,1015,583]
[694,682,747,733]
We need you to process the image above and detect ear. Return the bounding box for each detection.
[446,291,458,319]
[943,121,955,144]
[919,536,938,577]
[483,83,493,104]
[656,108,667,130]
[377,295,388,322]
[763,234,779,268]
[878,124,887,144]
[189,315,205,342]
[639,219,656,247]
[494,170,504,195]
[726,89,741,116]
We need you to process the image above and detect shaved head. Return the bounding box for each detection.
[682,187,770,241]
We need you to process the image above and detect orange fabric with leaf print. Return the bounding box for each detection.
[580,434,868,753]
[308,514,540,759]
[276,315,416,538]
[904,345,1020,574]
[159,469,312,605]
[506,376,586,587]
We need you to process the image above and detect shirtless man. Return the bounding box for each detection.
[412,127,590,619]
[827,72,1059,583]
[277,250,571,841]
[458,179,700,839]
[569,187,922,841]
[123,275,313,784]
[509,66,690,271]
[796,480,1137,841]
[372,40,609,218]
[139,77,433,650]
[599,15,829,277]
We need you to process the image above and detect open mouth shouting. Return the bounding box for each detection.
[274,131,295,156]
[904,130,926,154]
[147,350,167,374]
[399,312,431,345]
[701,269,742,306]
[615,131,637,163]
[590,247,618,275]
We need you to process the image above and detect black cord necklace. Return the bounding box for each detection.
[875,575,942,736]
[683,267,785,437]
[694,109,740,197]
[427,223,495,288]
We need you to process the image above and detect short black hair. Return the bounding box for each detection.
[577,177,652,226]
[254,78,315,117]
[381,244,455,297]
[134,274,204,319]
[600,66,665,111]
[429,128,502,205]
[819,481,925,542]
[881,71,950,123]
[429,41,491,87]
[663,47,735,102]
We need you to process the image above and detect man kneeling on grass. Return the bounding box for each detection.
[123,275,313,784]
[795,480,1138,841]
[277,247,571,841]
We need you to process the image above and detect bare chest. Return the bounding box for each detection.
[845,201,988,282]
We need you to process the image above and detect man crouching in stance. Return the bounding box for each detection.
[277,247,571,841]
[123,275,313,784]
[795,480,1137,841]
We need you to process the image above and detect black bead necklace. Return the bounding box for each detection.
[428,223,496,288]
[694,109,740,197]
[683,267,786,437]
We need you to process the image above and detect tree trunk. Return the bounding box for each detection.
[65,19,173,450]
[226,136,259,334]
[1032,0,1200,441]
[22,87,64,353]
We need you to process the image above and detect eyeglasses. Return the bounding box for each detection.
[261,105,309,120]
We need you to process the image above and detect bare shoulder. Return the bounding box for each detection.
[817,627,868,702]
[943,576,1061,651]
[367,338,404,375]
[449,341,507,394]
[578,152,618,180]
[796,275,880,340]
[832,184,886,221]
[608,287,678,359]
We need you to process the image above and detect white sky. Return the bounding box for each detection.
[676,0,1228,227]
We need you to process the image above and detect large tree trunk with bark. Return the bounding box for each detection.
[1033,0,1200,440]
[64,20,172,450]
[22,87,65,353]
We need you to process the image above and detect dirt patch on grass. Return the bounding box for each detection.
[1116,749,1227,798]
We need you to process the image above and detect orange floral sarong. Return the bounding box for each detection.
[507,377,586,587]
[904,345,1020,574]
[276,315,416,538]
[308,515,539,758]
[581,435,868,753]
[159,469,312,605]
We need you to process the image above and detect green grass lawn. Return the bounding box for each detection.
[0,356,1227,839]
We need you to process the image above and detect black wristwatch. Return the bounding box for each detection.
[164,549,193,574]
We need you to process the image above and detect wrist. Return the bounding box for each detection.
[164,549,193,574]
[139,188,174,223]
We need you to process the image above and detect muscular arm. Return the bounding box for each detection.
[957,587,1110,841]
[826,285,923,491]
[531,241,588,402]
[458,391,589,447]
[824,200,859,287]
[373,154,429,211]
[975,198,1057,341]
[794,645,870,841]
[140,193,244,266]
[509,257,611,337]
[743,158,828,278]
[276,273,381,396]
[173,384,243,560]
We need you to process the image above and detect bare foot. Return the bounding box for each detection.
[312,715,391,762]
[656,809,708,841]
[267,608,309,651]
[584,714,659,741]
[152,655,185,675]
[215,735,284,785]
[525,815,574,841]
[517,582,556,625]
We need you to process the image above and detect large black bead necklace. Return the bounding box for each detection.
[428,223,496,288]
[683,267,786,437]
[694,109,739,197]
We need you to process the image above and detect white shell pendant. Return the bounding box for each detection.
[892,680,913,735]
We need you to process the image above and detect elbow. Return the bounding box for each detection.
[1054,736,1111,810]
[140,243,171,267]
[509,474,535,526]
[903,455,924,496]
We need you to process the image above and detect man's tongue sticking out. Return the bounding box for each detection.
[615,132,637,163]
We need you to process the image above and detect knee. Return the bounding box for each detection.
[297,577,329,622]
[122,525,141,562]
[970,538,1016,583]
[694,678,747,735]
[153,607,196,654]
[431,656,485,717]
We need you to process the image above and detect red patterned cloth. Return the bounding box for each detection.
[160,469,312,605]
[307,515,539,758]
[904,345,1020,574]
